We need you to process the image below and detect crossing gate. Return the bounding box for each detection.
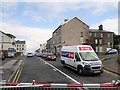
[0,80,120,89]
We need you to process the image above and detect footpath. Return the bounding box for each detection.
[98,53,120,76]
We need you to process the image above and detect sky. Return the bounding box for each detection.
[0,0,119,52]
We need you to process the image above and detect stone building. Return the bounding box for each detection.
[47,17,89,56]
[114,35,120,52]
[89,25,114,54]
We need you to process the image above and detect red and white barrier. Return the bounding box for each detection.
[0,80,120,88]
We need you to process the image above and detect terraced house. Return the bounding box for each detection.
[89,25,114,54]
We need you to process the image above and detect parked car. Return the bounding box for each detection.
[35,53,38,56]
[0,54,5,60]
[42,53,47,58]
[46,54,56,61]
[38,53,43,57]
[27,53,33,57]
[106,49,118,54]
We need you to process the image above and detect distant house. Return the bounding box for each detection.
[35,48,40,53]
[39,43,47,53]
[0,31,16,56]
[15,40,26,56]
[46,17,89,55]
[89,25,114,54]
[46,37,53,53]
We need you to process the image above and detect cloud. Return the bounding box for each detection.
[1,0,119,2]
[0,22,53,52]
[1,1,117,23]
[90,18,118,34]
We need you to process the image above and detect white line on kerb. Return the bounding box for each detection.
[37,57,80,84]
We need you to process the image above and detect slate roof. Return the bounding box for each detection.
[89,29,114,33]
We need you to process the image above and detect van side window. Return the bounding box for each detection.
[75,52,80,61]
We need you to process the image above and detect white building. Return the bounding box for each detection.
[15,40,26,56]
[0,31,16,55]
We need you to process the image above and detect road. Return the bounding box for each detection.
[1,55,119,90]
[11,56,119,84]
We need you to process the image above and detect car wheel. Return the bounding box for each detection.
[78,68,83,75]
[63,63,66,68]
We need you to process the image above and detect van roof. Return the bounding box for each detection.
[62,45,94,52]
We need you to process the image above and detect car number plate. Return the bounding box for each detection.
[94,71,100,73]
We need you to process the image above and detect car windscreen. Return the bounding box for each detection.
[48,54,54,56]
[79,52,99,61]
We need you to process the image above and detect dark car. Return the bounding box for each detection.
[0,54,5,60]
[42,53,47,58]
[46,54,56,61]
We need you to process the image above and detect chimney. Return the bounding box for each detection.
[99,25,103,30]
[64,19,68,22]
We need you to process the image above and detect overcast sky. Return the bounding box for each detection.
[0,0,119,52]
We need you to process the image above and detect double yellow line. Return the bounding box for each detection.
[12,66,23,82]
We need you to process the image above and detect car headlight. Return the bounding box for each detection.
[82,62,90,65]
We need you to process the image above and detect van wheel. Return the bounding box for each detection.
[63,63,66,68]
[78,68,83,75]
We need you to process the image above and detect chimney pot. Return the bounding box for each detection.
[99,25,103,30]
[64,19,68,22]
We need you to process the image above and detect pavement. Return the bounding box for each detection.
[98,53,120,76]
[0,56,23,82]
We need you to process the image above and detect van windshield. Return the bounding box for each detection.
[79,52,99,61]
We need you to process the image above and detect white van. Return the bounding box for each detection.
[61,45,103,75]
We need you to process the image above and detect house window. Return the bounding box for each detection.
[108,34,110,37]
[101,33,103,37]
[108,42,110,47]
[99,46,102,52]
[95,39,98,44]
[80,32,83,37]
[99,39,102,44]
[90,33,92,37]
[96,46,98,52]
[22,45,24,47]
[17,48,18,50]
[94,33,96,37]
[22,48,24,50]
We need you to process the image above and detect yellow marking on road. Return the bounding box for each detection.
[100,58,104,61]
[104,70,120,77]
[12,66,21,82]
[100,58,120,77]
[16,66,23,82]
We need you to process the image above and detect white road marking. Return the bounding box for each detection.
[53,69,56,71]
[37,57,80,84]
[37,57,89,90]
